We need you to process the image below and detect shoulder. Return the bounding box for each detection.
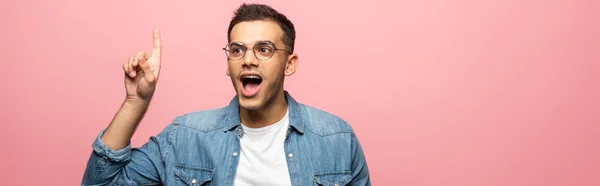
[297,103,354,136]
[170,106,230,132]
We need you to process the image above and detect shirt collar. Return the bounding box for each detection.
[222,90,305,134]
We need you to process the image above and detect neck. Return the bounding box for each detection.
[240,90,288,128]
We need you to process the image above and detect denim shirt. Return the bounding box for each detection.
[82,91,371,186]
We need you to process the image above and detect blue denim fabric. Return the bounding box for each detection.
[82,91,371,185]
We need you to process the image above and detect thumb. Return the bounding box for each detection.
[139,57,156,83]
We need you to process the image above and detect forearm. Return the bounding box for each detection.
[101,98,149,150]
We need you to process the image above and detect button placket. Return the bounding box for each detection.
[236,127,244,137]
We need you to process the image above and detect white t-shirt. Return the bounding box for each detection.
[233,108,292,186]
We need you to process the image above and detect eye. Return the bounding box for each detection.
[231,46,244,54]
[258,46,273,53]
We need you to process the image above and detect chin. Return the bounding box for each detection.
[237,96,265,111]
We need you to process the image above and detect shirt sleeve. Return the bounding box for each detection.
[348,131,372,186]
[81,123,176,186]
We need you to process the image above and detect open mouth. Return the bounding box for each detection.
[240,75,262,97]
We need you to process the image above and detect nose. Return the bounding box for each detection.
[242,49,259,67]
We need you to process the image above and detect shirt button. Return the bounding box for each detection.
[334,184,339,186]
[191,179,197,184]
[233,152,238,156]
[288,153,293,158]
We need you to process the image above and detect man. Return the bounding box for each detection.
[82,3,370,186]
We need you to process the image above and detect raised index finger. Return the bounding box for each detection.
[152,29,162,58]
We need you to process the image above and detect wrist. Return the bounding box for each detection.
[124,97,150,108]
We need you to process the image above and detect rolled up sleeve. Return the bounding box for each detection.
[82,122,176,186]
[91,129,132,163]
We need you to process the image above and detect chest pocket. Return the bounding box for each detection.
[313,171,352,186]
[174,164,214,186]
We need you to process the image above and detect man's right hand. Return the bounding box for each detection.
[123,29,162,104]
[100,29,163,150]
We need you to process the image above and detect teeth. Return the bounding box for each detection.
[243,75,261,79]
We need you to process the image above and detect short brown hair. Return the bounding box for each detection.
[227,3,296,53]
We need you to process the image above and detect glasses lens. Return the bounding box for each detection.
[227,43,245,60]
[254,42,275,60]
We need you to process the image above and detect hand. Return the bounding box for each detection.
[123,29,162,104]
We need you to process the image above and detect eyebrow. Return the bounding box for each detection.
[230,40,275,45]
[255,40,273,44]
[230,42,245,46]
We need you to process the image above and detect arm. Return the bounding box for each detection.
[81,29,165,185]
[348,132,371,186]
[103,28,162,150]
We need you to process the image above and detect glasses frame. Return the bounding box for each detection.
[222,41,292,61]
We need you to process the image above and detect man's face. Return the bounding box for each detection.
[226,20,297,111]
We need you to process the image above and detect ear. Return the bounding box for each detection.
[284,53,299,76]
[226,61,231,76]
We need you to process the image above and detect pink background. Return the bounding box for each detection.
[1,0,599,185]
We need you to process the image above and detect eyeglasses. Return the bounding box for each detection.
[222,41,292,61]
